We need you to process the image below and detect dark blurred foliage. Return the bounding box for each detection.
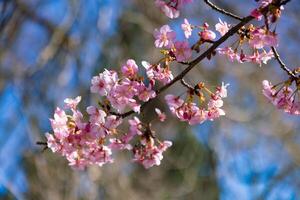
[0,0,300,199]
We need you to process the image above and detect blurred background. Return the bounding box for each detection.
[0,0,300,199]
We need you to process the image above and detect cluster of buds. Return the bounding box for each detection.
[154,18,231,62]
[262,78,300,115]
[181,18,230,54]
[217,24,277,66]
[165,81,229,125]
[216,0,285,66]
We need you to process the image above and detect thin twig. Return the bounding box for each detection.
[203,0,243,21]
[36,141,47,146]
[271,47,297,78]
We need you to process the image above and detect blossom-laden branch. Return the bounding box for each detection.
[40,0,299,170]
[119,14,253,118]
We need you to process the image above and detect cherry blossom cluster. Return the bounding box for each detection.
[46,58,178,169]
[165,82,229,125]
[90,59,157,113]
[46,96,172,169]
[262,79,300,115]
[154,24,192,62]
[155,0,193,18]
[217,25,277,66]
[216,0,284,66]
[46,97,117,169]
[154,18,228,62]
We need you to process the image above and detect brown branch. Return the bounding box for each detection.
[203,0,243,21]
[271,47,297,78]
[36,141,47,146]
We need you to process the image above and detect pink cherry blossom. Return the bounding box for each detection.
[72,110,86,130]
[121,59,139,78]
[289,102,300,115]
[189,109,208,125]
[262,80,276,101]
[109,138,132,150]
[155,0,180,19]
[155,0,193,19]
[50,107,69,140]
[165,94,184,114]
[249,28,278,49]
[200,29,216,41]
[245,50,274,66]
[217,47,274,66]
[207,98,225,121]
[259,0,272,8]
[262,80,300,115]
[83,144,114,167]
[215,18,230,36]
[216,82,230,98]
[251,9,263,21]
[153,25,176,48]
[142,61,174,85]
[86,106,107,125]
[181,18,192,39]
[64,96,81,110]
[46,133,61,152]
[175,102,200,123]
[136,82,156,102]
[105,115,123,129]
[166,95,206,125]
[133,139,172,169]
[173,41,192,62]
[129,117,143,136]
[217,47,240,62]
[107,78,139,112]
[274,87,293,110]
[90,69,118,96]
